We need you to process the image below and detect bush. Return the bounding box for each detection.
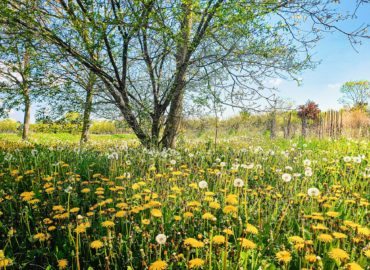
[0,119,20,133]
[90,121,117,134]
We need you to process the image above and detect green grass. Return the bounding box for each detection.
[0,135,369,269]
[0,132,137,143]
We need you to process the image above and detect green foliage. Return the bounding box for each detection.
[339,80,370,108]
[0,118,20,133]
[90,121,117,134]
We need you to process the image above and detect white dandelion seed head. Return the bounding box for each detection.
[198,180,208,189]
[233,178,245,188]
[307,187,320,197]
[155,234,167,245]
[282,173,292,182]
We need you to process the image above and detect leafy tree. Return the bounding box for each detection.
[297,100,320,138]
[0,26,56,140]
[2,1,369,147]
[339,80,370,109]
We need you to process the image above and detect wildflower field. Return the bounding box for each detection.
[0,137,369,270]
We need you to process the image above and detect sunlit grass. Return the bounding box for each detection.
[0,136,368,269]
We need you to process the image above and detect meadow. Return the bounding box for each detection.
[0,134,369,269]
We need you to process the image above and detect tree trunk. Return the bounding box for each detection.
[22,92,31,140]
[270,111,276,139]
[161,85,185,148]
[80,72,96,144]
[22,43,30,140]
[161,1,192,148]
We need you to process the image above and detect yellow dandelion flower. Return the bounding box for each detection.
[149,260,168,270]
[81,188,90,193]
[151,209,162,218]
[223,228,234,235]
[115,210,127,218]
[184,238,204,248]
[276,251,292,264]
[245,223,259,235]
[142,219,150,225]
[183,212,194,218]
[209,201,220,209]
[312,223,328,230]
[328,248,349,262]
[317,233,333,243]
[48,226,56,231]
[202,212,216,221]
[212,235,226,245]
[188,258,205,269]
[238,238,256,249]
[305,254,317,263]
[70,207,80,213]
[294,243,305,251]
[101,220,115,228]
[90,240,104,250]
[357,227,369,236]
[346,262,363,270]
[332,232,347,239]
[58,259,68,269]
[326,211,340,218]
[74,225,86,234]
[0,258,12,268]
[288,236,304,244]
[223,205,237,214]
[225,194,238,205]
[33,232,49,242]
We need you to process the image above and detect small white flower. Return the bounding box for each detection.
[285,166,293,171]
[307,187,320,197]
[343,156,351,163]
[155,234,167,245]
[170,159,176,165]
[303,159,311,166]
[220,162,227,167]
[233,178,244,188]
[246,163,254,169]
[198,180,208,189]
[282,173,292,182]
[353,156,361,164]
[305,169,313,177]
[64,186,73,193]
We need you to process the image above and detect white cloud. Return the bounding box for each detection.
[266,78,283,87]
[327,83,342,90]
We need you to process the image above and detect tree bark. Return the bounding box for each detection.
[22,92,31,140]
[270,110,276,139]
[161,0,192,148]
[22,43,30,140]
[80,72,96,143]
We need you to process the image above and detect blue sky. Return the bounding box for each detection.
[274,1,370,111]
[7,1,370,122]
